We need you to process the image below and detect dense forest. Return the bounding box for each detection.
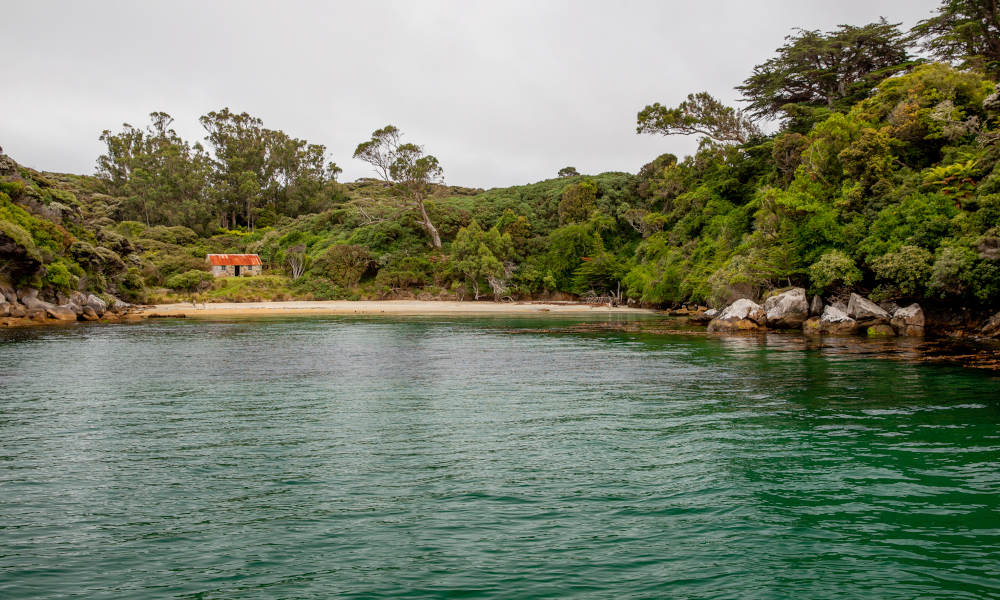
[2,0,999,331]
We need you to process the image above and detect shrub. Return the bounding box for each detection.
[374,256,433,290]
[572,252,631,295]
[141,225,198,245]
[0,181,25,198]
[290,275,352,300]
[311,244,373,287]
[870,245,933,297]
[115,221,146,238]
[558,179,598,225]
[118,266,145,300]
[968,260,1000,304]
[808,249,862,293]
[929,245,976,297]
[41,260,78,292]
[165,269,213,291]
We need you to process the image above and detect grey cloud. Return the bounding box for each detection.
[2,0,938,188]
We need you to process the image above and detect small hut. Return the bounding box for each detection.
[206,254,262,277]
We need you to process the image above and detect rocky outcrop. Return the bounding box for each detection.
[688,308,719,324]
[810,295,823,316]
[890,304,925,337]
[764,288,809,328]
[688,311,708,324]
[803,305,858,335]
[17,288,50,310]
[25,308,48,321]
[866,324,896,337]
[0,284,138,327]
[707,299,766,332]
[980,311,1000,338]
[0,282,16,304]
[45,305,78,321]
[85,294,107,316]
[847,293,890,327]
[111,297,130,313]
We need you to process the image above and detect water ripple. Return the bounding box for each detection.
[1,316,999,599]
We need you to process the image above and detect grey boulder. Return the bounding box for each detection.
[810,295,823,316]
[847,293,890,327]
[764,288,809,328]
[46,305,79,321]
[18,288,53,310]
[803,305,858,335]
[890,304,925,336]
[707,299,766,332]
[85,294,107,316]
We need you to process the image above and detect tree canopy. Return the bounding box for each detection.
[97,109,341,233]
[737,20,914,128]
[353,125,445,248]
[97,112,211,229]
[637,92,761,145]
[913,0,1000,79]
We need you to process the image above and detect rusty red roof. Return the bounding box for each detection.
[206,254,262,266]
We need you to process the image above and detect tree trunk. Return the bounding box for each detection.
[416,199,442,248]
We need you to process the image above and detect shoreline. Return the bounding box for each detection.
[139,300,659,318]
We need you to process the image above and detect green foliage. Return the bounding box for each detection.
[9,14,1000,316]
[913,0,1000,78]
[374,255,434,291]
[311,244,373,287]
[447,220,513,299]
[541,222,603,291]
[738,20,913,127]
[0,181,25,198]
[141,225,199,245]
[118,267,145,301]
[558,179,598,225]
[165,269,213,291]
[929,245,977,296]
[41,260,78,292]
[808,250,862,293]
[353,125,445,248]
[97,110,342,234]
[572,252,631,295]
[637,92,761,144]
[871,245,934,297]
[115,221,146,238]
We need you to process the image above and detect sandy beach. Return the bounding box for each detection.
[140,300,658,318]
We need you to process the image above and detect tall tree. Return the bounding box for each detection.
[353,125,445,248]
[97,112,211,229]
[199,108,338,229]
[637,92,761,145]
[913,0,1000,79]
[737,20,913,127]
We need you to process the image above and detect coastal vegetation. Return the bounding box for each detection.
[1,0,999,335]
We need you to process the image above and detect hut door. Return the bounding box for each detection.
[234,265,241,276]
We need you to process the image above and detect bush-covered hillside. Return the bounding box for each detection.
[2,0,999,331]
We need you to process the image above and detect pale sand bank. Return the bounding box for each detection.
[140,300,657,318]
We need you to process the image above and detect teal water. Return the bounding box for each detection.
[1,316,999,599]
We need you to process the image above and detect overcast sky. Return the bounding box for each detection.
[3,0,939,188]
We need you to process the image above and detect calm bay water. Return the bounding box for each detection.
[1,315,999,599]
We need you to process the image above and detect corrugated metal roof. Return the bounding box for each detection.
[206,254,263,266]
